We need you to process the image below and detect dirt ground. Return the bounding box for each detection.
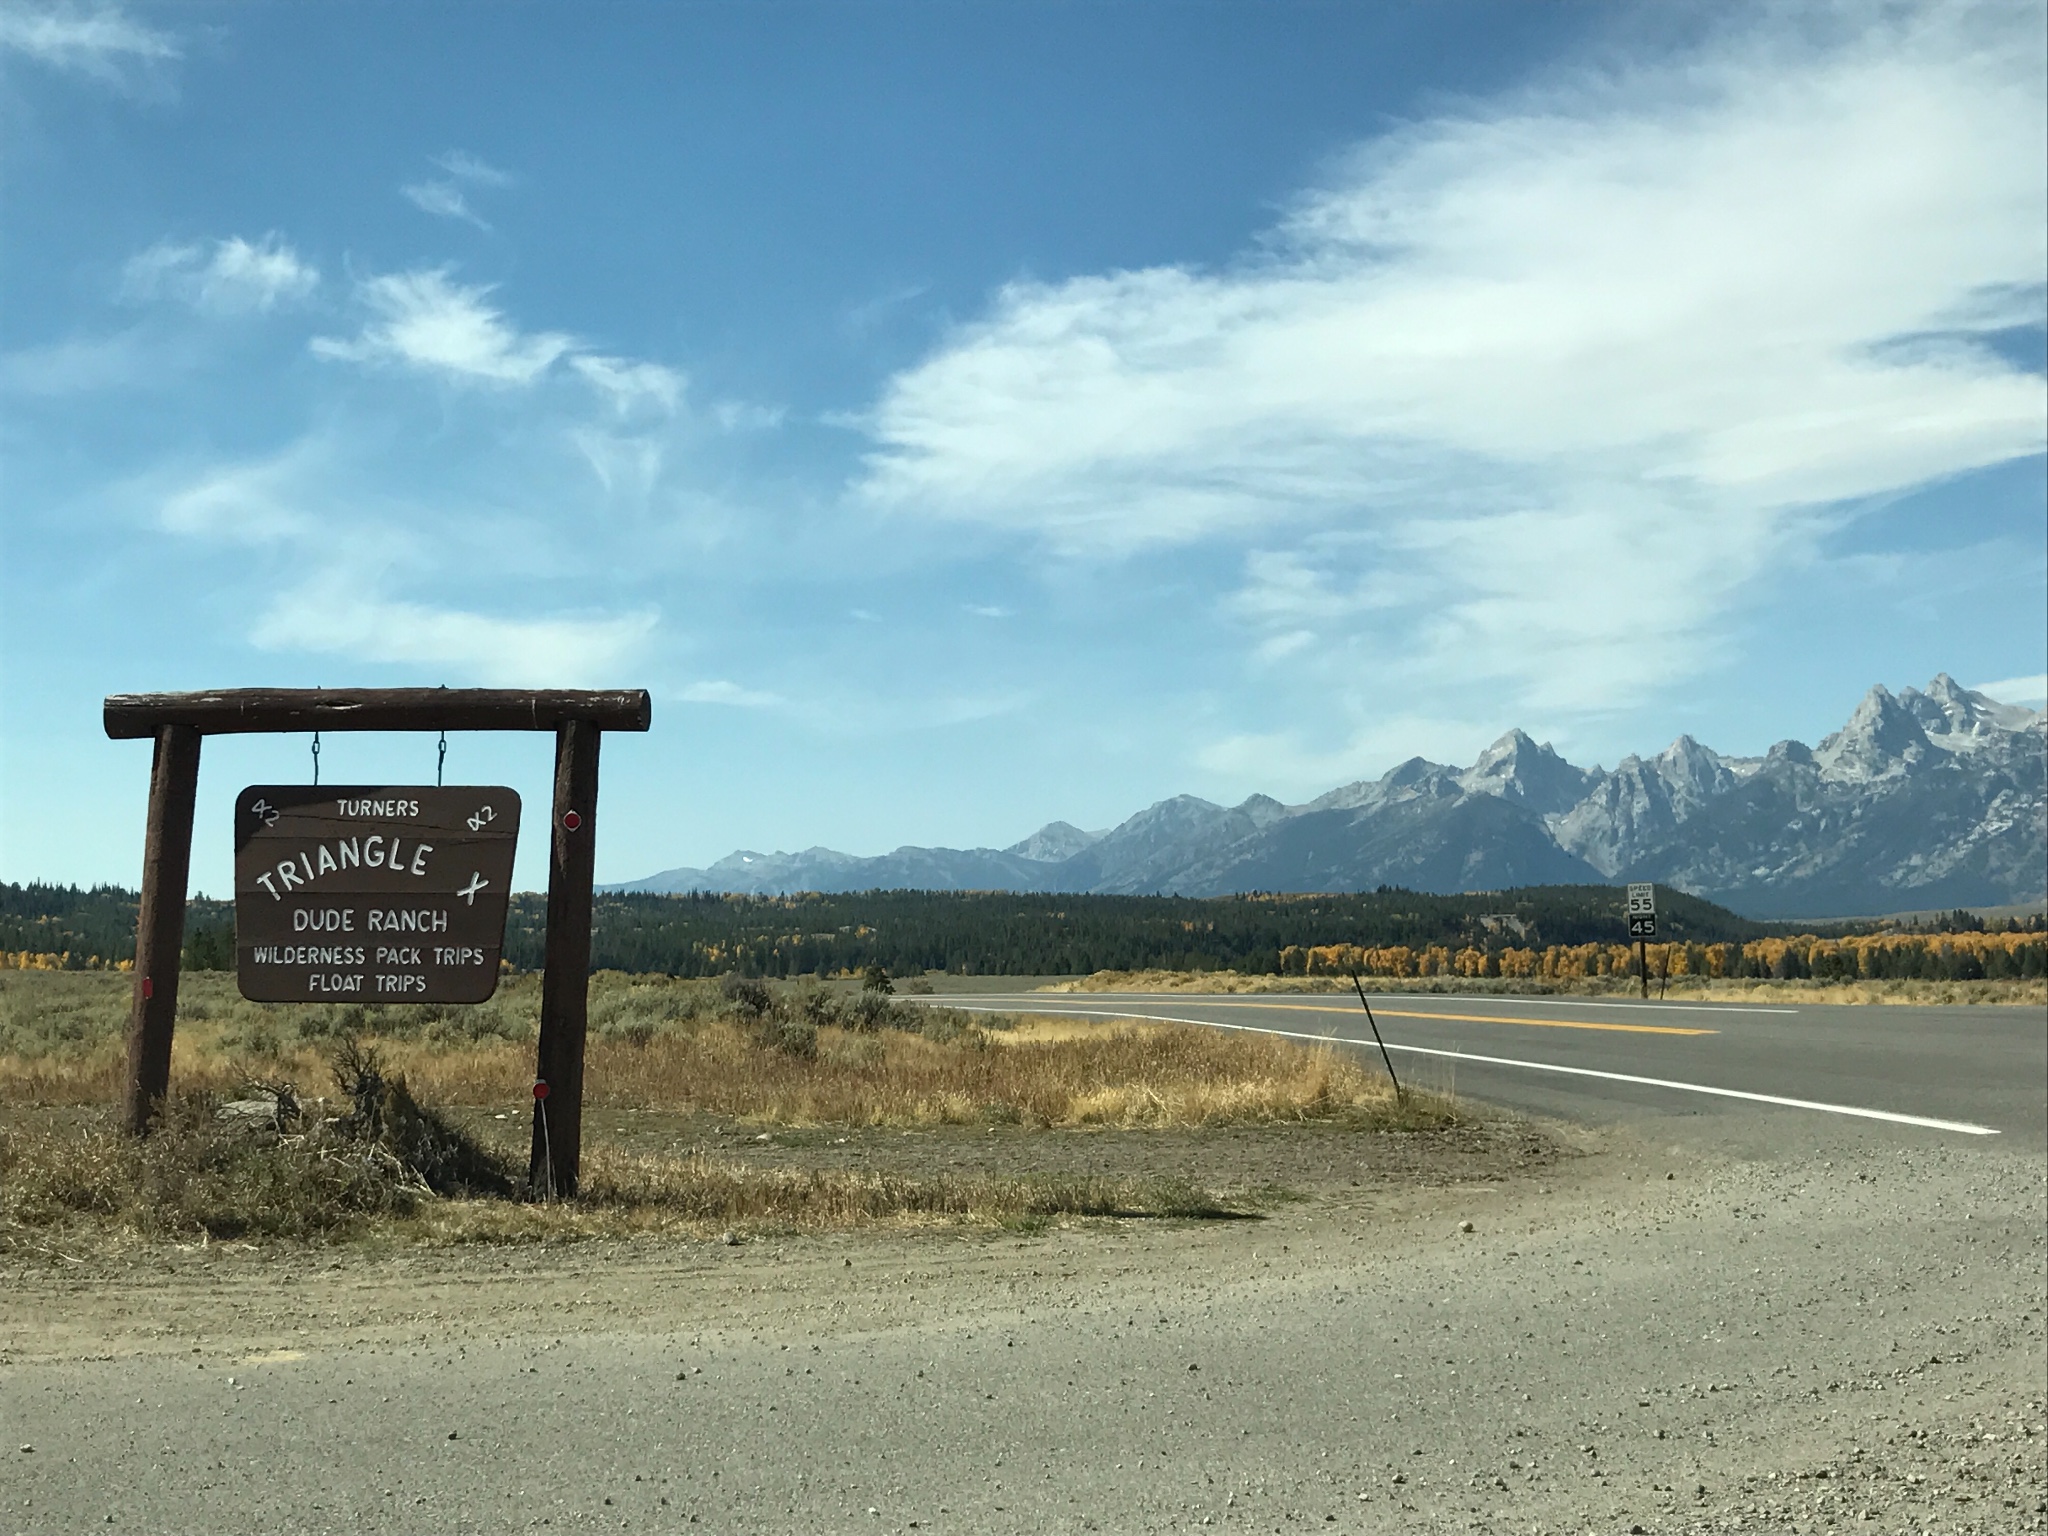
[459,1103,1561,1195]
[3,1097,2044,1535]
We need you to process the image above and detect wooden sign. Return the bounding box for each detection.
[233,784,521,1003]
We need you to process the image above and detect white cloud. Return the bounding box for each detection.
[312,269,573,385]
[676,680,783,708]
[121,235,318,314]
[251,575,657,686]
[1971,673,2047,707]
[857,3,2047,720]
[571,354,684,414]
[402,181,490,230]
[0,3,176,82]
[151,441,667,686]
[402,151,512,227]
[1196,709,1544,801]
[568,427,666,497]
[158,458,310,544]
[0,327,155,392]
[433,149,513,187]
[965,603,1013,619]
[711,399,786,432]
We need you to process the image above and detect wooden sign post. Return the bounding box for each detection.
[104,688,651,1199]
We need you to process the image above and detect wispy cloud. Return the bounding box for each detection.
[841,283,931,339]
[403,149,513,229]
[677,679,783,708]
[152,441,660,686]
[856,4,2047,725]
[121,235,318,314]
[1195,710,1513,799]
[1971,673,2047,708]
[402,181,490,230]
[251,576,657,686]
[312,269,573,385]
[0,327,159,393]
[0,3,176,84]
[710,399,786,433]
[157,456,312,544]
[433,149,512,187]
[571,354,684,415]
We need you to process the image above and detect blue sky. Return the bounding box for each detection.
[2,0,2043,897]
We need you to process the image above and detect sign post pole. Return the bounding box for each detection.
[531,718,601,1198]
[123,725,202,1134]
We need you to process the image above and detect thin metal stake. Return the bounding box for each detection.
[1348,971,1403,1103]
[535,1095,555,1202]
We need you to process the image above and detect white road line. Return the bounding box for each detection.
[931,1001,2001,1137]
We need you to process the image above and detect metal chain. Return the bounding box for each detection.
[437,731,447,787]
[311,731,321,787]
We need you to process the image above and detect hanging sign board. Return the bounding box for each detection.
[1625,882,1658,940]
[234,785,521,1003]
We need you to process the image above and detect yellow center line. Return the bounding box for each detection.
[1114,997,1717,1037]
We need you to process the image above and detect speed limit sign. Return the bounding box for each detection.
[1626,883,1657,939]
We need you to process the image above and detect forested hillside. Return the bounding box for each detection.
[0,882,234,971]
[502,886,1766,976]
[9,881,2036,982]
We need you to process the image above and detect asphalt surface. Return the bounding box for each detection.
[5,993,2044,1535]
[937,991,2048,1151]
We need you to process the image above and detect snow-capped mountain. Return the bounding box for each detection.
[614,676,2045,918]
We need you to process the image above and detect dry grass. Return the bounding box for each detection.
[0,969,1444,1246]
[0,1109,1234,1248]
[0,970,1437,1130]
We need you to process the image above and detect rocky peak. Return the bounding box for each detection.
[1898,673,2041,751]
[1099,796,1236,850]
[1815,685,1932,783]
[1006,821,1102,862]
[1651,733,1739,809]
[1234,793,1291,828]
[1379,756,1463,801]
[1458,728,1596,817]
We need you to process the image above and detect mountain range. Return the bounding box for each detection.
[616,675,2047,918]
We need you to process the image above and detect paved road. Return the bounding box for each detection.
[936,992,2048,1149]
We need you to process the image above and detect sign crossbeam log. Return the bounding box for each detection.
[104,688,651,739]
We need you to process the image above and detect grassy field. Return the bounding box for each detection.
[0,970,1448,1248]
[0,970,1436,1127]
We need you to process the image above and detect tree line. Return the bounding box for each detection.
[1287,931,2046,982]
[498,885,1772,977]
[5,880,2039,981]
